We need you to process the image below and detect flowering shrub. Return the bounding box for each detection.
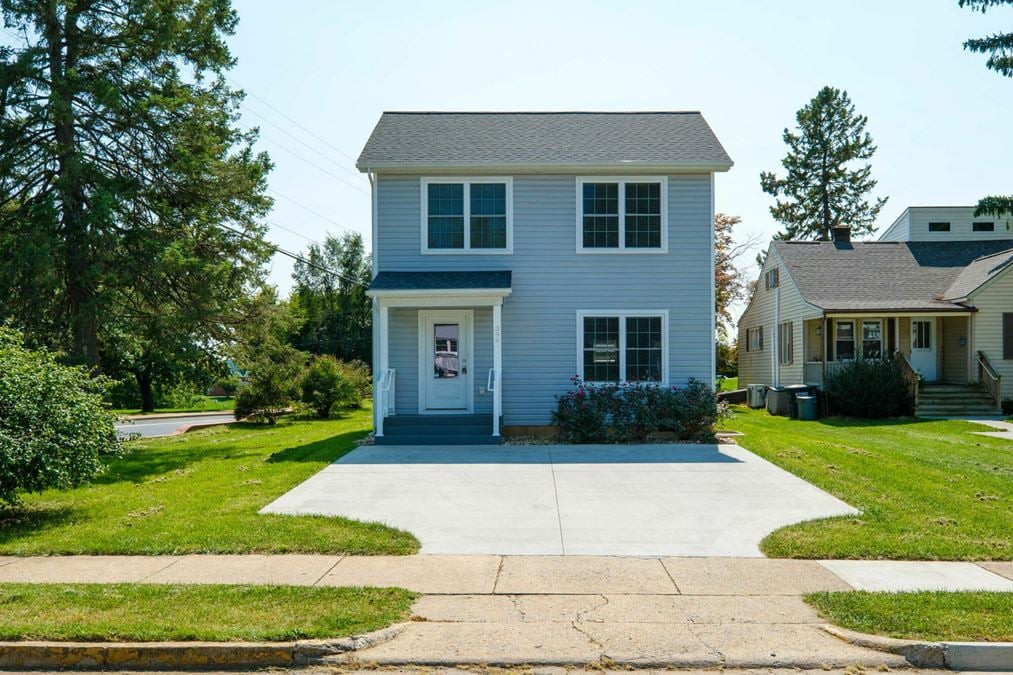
[552,377,726,443]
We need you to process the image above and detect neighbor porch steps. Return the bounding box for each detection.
[916,384,1003,418]
[376,414,502,445]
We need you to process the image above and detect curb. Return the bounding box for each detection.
[120,411,235,421]
[329,654,907,670]
[0,625,404,671]
[823,624,1013,670]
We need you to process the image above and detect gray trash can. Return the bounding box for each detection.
[796,395,817,421]
[766,386,790,416]
[785,384,813,418]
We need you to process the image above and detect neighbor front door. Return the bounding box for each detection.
[910,318,937,382]
[420,310,472,412]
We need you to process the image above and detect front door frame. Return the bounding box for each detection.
[417,309,474,414]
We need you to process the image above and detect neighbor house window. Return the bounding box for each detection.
[835,321,855,360]
[422,178,512,253]
[928,222,950,232]
[747,326,764,352]
[778,321,793,365]
[913,320,931,350]
[578,311,667,383]
[862,320,882,358]
[577,177,667,252]
[973,221,995,232]
[765,268,779,290]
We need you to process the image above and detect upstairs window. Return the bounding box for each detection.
[577,177,667,252]
[765,268,780,290]
[928,221,950,232]
[422,178,512,253]
[973,221,995,232]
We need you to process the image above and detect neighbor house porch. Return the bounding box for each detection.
[367,271,512,444]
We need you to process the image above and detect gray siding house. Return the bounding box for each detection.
[357,112,733,443]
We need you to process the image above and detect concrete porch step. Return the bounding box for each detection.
[379,414,502,445]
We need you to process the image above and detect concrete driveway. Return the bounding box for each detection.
[263,443,857,557]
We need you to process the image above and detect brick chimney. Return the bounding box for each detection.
[831,226,851,243]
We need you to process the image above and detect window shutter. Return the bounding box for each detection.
[1004,313,1013,360]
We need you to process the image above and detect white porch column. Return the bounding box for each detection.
[493,301,502,437]
[376,302,389,437]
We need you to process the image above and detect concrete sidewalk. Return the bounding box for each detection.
[1,554,1010,593]
[1,555,1010,669]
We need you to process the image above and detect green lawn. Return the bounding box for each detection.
[720,407,1012,560]
[806,591,1013,642]
[112,396,235,416]
[0,583,416,642]
[718,376,739,391]
[0,407,419,555]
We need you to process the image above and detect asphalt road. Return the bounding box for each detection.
[115,413,236,439]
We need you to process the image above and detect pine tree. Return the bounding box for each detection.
[961,0,1013,218]
[760,86,887,241]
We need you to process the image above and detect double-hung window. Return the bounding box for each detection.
[862,320,882,359]
[747,326,764,352]
[422,178,512,253]
[578,311,668,383]
[778,321,793,365]
[577,177,667,252]
[835,321,855,360]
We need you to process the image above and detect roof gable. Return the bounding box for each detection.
[357,112,733,171]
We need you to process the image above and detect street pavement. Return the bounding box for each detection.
[114,413,235,438]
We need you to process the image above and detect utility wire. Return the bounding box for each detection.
[257,134,369,195]
[269,189,350,231]
[266,218,320,245]
[241,104,366,182]
[228,75,363,166]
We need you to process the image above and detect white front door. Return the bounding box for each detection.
[419,310,472,412]
[910,318,937,381]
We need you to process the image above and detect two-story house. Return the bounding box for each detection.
[737,206,1013,417]
[357,112,733,444]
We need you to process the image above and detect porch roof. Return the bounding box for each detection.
[368,270,512,294]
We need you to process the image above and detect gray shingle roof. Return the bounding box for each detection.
[357,112,732,170]
[369,271,512,292]
[772,240,1013,312]
[944,249,1013,300]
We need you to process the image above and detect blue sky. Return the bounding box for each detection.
[229,0,1013,306]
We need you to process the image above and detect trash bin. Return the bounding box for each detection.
[785,384,813,418]
[796,394,817,421]
[766,386,790,416]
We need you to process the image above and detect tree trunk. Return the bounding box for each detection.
[46,3,100,367]
[136,370,155,413]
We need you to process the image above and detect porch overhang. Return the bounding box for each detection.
[367,271,512,307]
[821,306,975,317]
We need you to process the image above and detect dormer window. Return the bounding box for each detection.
[576,177,668,253]
[421,178,512,254]
[928,222,950,232]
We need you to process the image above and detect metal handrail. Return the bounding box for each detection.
[977,351,1001,406]
[379,368,396,417]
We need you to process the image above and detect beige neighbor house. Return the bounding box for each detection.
[737,206,1013,417]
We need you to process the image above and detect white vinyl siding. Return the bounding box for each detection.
[904,206,1013,241]
[968,268,1013,401]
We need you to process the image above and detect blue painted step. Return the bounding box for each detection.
[379,414,502,445]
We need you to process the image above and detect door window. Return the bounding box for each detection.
[913,320,931,350]
[433,324,460,378]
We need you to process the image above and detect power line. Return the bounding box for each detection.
[266,219,320,246]
[241,104,366,183]
[228,76,363,167]
[257,134,369,196]
[269,189,350,231]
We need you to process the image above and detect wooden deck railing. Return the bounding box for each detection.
[895,351,921,410]
[978,351,1002,407]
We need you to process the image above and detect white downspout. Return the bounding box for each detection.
[772,281,780,387]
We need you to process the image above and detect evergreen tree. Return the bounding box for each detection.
[760,86,887,240]
[961,0,1013,218]
[0,0,272,383]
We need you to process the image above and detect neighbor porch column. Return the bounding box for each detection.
[493,301,502,437]
[376,302,389,438]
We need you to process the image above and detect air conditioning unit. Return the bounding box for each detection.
[747,384,767,408]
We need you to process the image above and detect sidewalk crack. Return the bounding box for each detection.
[658,557,682,593]
[312,555,346,586]
[138,556,184,582]
[492,555,505,594]
[546,446,566,554]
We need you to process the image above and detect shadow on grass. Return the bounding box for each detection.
[815,416,932,430]
[266,430,367,464]
[0,504,78,544]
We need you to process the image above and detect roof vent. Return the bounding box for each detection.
[831,226,851,243]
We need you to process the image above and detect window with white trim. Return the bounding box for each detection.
[578,312,667,383]
[422,178,512,253]
[577,178,667,252]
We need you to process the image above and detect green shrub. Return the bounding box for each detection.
[300,356,355,418]
[158,384,204,410]
[234,346,306,425]
[552,377,726,443]
[824,357,913,418]
[0,328,122,505]
[213,374,243,397]
[337,359,372,406]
